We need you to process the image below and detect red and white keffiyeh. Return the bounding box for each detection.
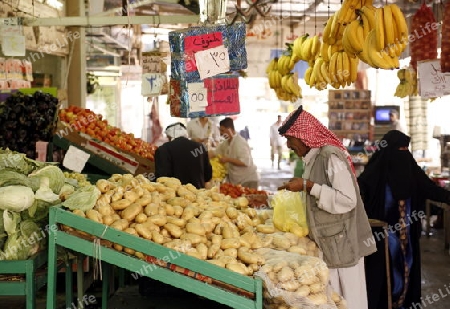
[281,108,355,174]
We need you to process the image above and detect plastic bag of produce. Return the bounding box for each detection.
[254,248,343,309]
[271,190,308,237]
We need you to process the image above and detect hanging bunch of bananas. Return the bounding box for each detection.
[210,156,227,181]
[266,45,303,102]
[291,34,322,65]
[358,4,408,69]
[395,68,418,98]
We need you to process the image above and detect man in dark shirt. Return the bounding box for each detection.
[154,122,212,189]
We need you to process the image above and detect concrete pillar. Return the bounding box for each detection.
[66,0,86,107]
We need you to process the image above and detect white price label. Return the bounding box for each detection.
[63,146,90,173]
[418,60,450,99]
[141,73,165,96]
[194,45,230,80]
[1,35,25,56]
[188,82,208,113]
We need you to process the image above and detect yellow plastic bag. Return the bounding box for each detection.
[271,190,309,237]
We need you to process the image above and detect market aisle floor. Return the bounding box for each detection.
[3,159,450,308]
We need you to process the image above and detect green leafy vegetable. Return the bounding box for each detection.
[28,165,65,194]
[0,170,40,191]
[0,186,35,212]
[62,185,101,212]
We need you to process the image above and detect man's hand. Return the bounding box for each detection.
[278,178,303,192]
[219,156,229,164]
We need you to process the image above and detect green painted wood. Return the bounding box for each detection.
[53,207,257,292]
[0,282,27,295]
[52,135,128,175]
[46,207,59,309]
[54,231,258,309]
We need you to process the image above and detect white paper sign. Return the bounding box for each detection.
[1,35,25,56]
[63,146,90,173]
[417,60,450,99]
[141,73,165,96]
[194,45,230,80]
[188,82,208,113]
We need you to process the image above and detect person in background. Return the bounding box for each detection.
[277,106,376,309]
[215,117,259,189]
[389,110,405,133]
[186,116,220,149]
[239,126,250,141]
[270,115,284,169]
[154,122,212,189]
[358,130,450,309]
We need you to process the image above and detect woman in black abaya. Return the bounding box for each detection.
[358,130,450,309]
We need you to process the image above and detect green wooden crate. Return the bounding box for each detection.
[46,206,263,309]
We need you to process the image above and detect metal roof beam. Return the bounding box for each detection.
[22,15,199,27]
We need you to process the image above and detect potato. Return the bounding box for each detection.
[207,243,221,258]
[186,222,206,236]
[164,203,175,216]
[273,235,291,249]
[244,208,257,218]
[237,249,264,265]
[220,238,240,249]
[280,280,299,292]
[277,266,294,282]
[121,203,143,222]
[207,259,225,268]
[221,226,235,239]
[147,214,167,226]
[307,293,328,305]
[198,210,213,220]
[181,206,196,221]
[135,213,148,223]
[223,248,238,258]
[151,231,164,244]
[196,243,208,260]
[111,199,132,211]
[124,227,138,236]
[185,249,203,260]
[164,223,183,238]
[272,260,288,272]
[256,224,275,234]
[111,191,123,202]
[142,220,160,232]
[110,219,129,231]
[210,207,225,217]
[234,196,249,208]
[288,246,307,255]
[135,251,145,260]
[309,282,325,294]
[166,216,186,228]
[226,263,248,275]
[225,207,238,219]
[167,197,190,208]
[96,179,112,193]
[180,233,205,244]
[211,234,223,245]
[113,243,123,251]
[72,209,86,218]
[102,215,115,226]
[135,195,152,207]
[86,209,103,223]
[295,285,311,298]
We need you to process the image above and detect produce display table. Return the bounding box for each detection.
[46,206,263,309]
[0,249,72,309]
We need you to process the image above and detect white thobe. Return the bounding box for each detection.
[303,148,368,309]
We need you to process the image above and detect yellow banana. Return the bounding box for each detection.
[329,52,339,82]
[359,30,374,66]
[341,51,351,83]
[301,37,313,62]
[336,52,344,84]
[383,6,394,46]
[313,58,324,84]
[321,41,330,62]
[349,56,359,82]
[320,60,332,84]
[375,7,384,51]
[304,67,313,85]
[359,6,376,32]
[275,71,282,88]
[323,13,335,44]
[265,58,277,75]
[346,20,364,55]
[268,71,276,88]
[390,4,408,38]
[311,36,321,60]
[360,10,370,39]
[364,0,373,7]
[329,9,341,43]
[367,30,396,69]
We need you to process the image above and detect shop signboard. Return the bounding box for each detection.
[417,59,450,99]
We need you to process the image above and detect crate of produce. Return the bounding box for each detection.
[46,206,264,309]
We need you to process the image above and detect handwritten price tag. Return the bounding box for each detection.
[141,73,165,96]
[188,82,208,113]
[418,60,450,98]
[63,146,90,173]
[142,55,162,73]
[194,45,230,80]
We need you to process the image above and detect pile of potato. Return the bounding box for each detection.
[67,174,346,308]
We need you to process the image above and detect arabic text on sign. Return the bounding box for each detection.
[195,45,230,80]
[142,56,162,74]
[184,31,223,73]
[188,82,208,108]
[417,60,450,99]
[204,77,240,115]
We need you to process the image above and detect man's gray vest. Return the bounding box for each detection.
[303,145,376,268]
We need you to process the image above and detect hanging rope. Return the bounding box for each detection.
[303,0,306,34]
[315,1,317,35]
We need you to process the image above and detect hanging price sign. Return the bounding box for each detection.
[141,73,165,96]
[417,59,450,99]
[188,82,208,113]
[194,45,230,80]
[142,55,162,73]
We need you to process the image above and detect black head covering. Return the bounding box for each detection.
[358,130,416,219]
[278,105,303,135]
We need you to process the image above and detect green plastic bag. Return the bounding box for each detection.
[271,190,309,237]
